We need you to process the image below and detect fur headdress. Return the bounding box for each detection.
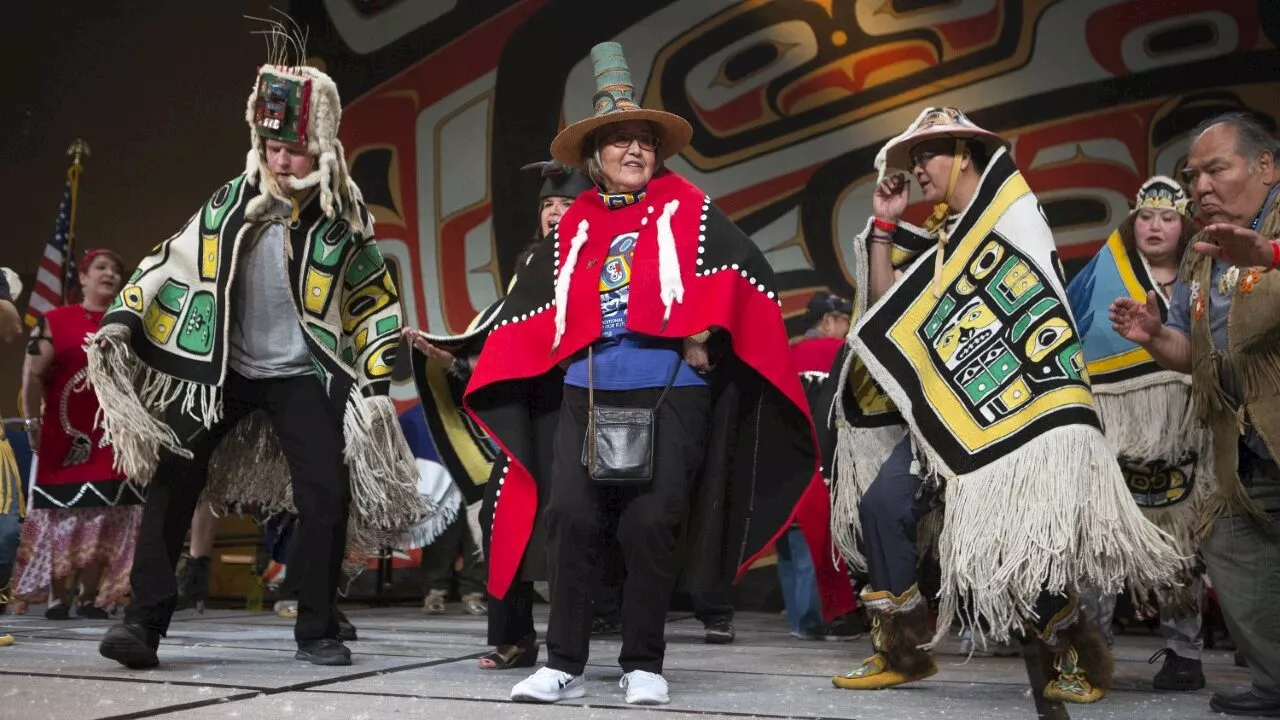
[242,15,366,231]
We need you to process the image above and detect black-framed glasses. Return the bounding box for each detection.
[910,150,942,169]
[602,129,660,152]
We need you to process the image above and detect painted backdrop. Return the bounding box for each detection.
[293,0,1280,410]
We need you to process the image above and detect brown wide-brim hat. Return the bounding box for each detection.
[549,42,693,172]
[877,106,1008,180]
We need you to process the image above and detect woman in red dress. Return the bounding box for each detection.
[12,249,144,618]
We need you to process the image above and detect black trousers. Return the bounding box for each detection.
[544,385,710,675]
[859,436,1070,632]
[421,512,485,596]
[590,507,625,623]
[690,590,734,626]
[125,371,350,643]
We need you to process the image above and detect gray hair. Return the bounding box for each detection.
[580,121,665,189]
[1192,112,1279,171]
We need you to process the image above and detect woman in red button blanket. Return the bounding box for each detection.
[465,42,853,706]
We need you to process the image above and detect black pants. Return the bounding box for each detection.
[590,509,625,623]
[691,591,734,627]
[860,436,1071,633]
[421,513,485,596]
[544,385,710,675]
[125,371,350,643]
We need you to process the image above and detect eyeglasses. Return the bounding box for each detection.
[602,130,660,152]
[910,150,943,169]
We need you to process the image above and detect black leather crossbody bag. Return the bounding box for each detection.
[579,346,682,485]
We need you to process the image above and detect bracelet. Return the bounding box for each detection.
[872,218,898,233]
[23,417,40,432]
[869,237,893,246]
[1271,240,1279,270]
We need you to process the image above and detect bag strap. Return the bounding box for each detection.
[586,346,595,468]
[652,347,683,411]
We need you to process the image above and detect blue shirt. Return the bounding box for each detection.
[563,230,706,390]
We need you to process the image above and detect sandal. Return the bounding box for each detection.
[477,633,539,670]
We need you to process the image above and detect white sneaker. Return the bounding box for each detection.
[510,666,585,703]
[620,670,669,705]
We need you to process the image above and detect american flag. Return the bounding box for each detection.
[25,180,74,326]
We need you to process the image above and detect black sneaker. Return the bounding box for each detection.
[296,638,352,666]
[44,603,69,620]
[335,609,358,642]
[704,620,735,645]
[591,616,622,636]
[1149,648,1205,691]
[99,622,160,669]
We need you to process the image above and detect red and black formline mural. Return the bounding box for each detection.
[292,0,1280,413]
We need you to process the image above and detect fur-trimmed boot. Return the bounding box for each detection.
[1037,608,1114,704]
[833,585,937,690]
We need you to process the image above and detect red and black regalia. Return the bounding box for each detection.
[464,168,854,618]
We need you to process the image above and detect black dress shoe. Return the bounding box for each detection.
[1210,688,1280,717]
[44,603,69,620]
[296,638,352,666]
[99,622,160,669]
[1149,648,1205,691]
[335,609,358,642]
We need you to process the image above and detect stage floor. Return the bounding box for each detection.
[0,604,1251,719]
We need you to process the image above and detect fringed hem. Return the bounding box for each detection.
[342,395,435,530]
[84,324,201,483]
[342,521,398,586]
[829,423,905,571]
[930,425,1184,649]
[202,398,440,584]
[1195,481,1272,539]
[1093,379,1195,461]
[399,483,462,550]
